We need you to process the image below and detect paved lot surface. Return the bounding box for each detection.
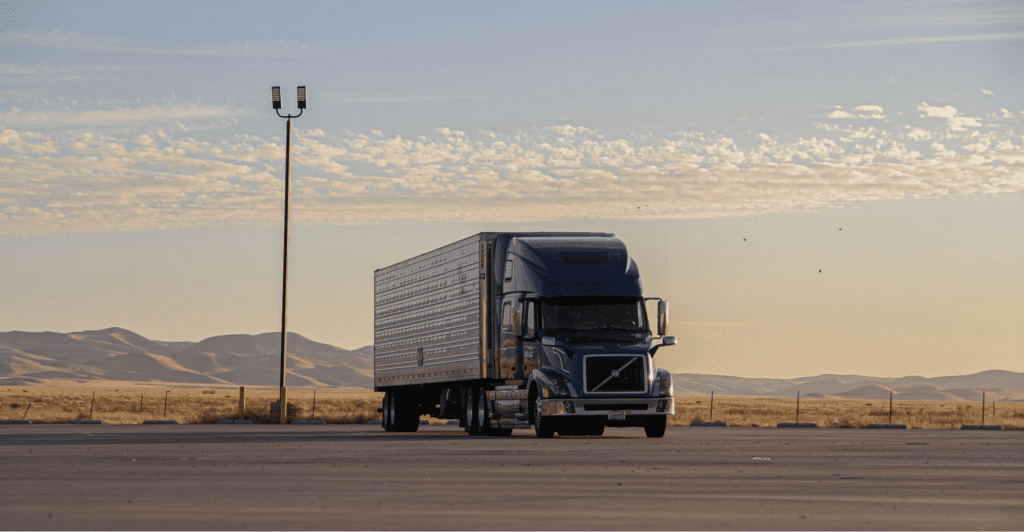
[0,424,1021,530]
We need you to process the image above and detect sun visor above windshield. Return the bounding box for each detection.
[503,236,643,297]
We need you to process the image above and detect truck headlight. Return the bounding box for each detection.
[546,374,571,398]
[654,371,673,397]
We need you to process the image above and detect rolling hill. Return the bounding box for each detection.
[0,327,1021,400]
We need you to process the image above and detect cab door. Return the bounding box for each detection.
[520,300,540,377]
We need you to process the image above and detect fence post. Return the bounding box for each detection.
[238,386,246,417]
[981,391,985,425]
[140,393,144,414]
[164,391,169,419]
[796,391,800,424]
[279,387,288,424]
[89,392,95,420]
[22,400,34,419]
[311,389,316,421]
[889,390,893,425]
[710,390,714,422]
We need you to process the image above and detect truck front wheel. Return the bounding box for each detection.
[533,397,555,438]
[644,416,667,438]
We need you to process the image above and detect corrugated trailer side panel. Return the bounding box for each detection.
[374,234,487,389]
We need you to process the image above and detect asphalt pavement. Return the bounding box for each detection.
[0,424,1021,530]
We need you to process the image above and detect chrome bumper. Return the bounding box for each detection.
[538,397,674,417]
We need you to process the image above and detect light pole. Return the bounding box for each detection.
[272,85,306,424]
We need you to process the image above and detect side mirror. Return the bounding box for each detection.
[657,300,669,336]
[649,335,676,357]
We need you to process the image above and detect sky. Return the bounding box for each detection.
[1,0,1022,379]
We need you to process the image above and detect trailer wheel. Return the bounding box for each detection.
[382,391,395,431]
[533,396,555,439]
[391,390,420,432]
[644,415,667,438]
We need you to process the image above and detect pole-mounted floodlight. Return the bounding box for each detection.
[272,86,282,110]
[270,85,306,424]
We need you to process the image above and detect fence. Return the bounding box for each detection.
[2,386,1021,428]
[0,386,384,425]
[670,390,1023,429]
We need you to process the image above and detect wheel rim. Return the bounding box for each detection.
[476,390,487,434]
[466,388,477,434]
[386,392,396,429]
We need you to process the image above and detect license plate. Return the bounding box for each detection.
[608,411,626,420]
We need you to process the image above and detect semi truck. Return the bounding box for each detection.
[374,232,676,438]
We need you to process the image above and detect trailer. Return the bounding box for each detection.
[374,232,676,437]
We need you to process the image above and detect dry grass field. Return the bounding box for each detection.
[0,385,385,425]
[669,395,1024,429]
[2,386,1022,428]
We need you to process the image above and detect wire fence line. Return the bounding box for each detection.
[2,386,1022,428]
[0,387,382,425]
[672,390,1024,429]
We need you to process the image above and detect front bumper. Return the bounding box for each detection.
[538,397,674,417]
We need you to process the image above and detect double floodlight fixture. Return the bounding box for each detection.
[271,86,306,114]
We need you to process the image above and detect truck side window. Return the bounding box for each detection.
[524,301,536,339]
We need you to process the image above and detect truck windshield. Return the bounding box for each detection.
[540,297,646,332]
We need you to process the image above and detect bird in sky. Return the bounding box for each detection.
[818,269,822,273]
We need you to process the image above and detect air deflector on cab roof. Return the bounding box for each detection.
[557,252,609,265]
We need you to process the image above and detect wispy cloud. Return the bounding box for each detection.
[0,29,319,58]
[754,31,1024,52]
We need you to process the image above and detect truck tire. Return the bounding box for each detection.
[583,417,605,437]
[465,386,481,435]
[644,415,667,438]
[382,391,395,431]
[478,387,513,437]
[533,397,555,438]
[391,390,420,432]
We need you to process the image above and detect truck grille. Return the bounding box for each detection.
[584,355,646,393]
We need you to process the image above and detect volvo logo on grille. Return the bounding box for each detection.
[586,355,645,393]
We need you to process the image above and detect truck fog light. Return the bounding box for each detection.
[563,401,575,413]
[656,400,668,413]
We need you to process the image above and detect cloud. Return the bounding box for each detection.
[3,102,1024,234]
[0,29,319,58]
[754,31,1024,52]
[981,88,995,95]
[828,105,886,120]
[0,102,231,128]
[918,103,958,119]
[918,102,982,132]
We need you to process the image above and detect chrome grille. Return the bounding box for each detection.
[584,355,645,393]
